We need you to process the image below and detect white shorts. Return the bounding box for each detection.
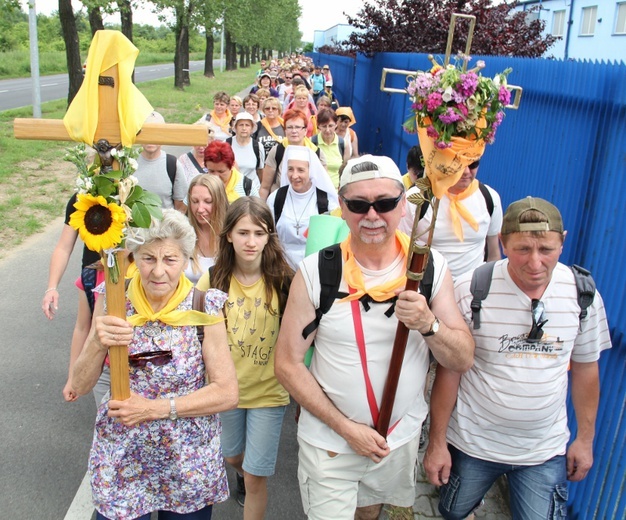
[297,435,419,519]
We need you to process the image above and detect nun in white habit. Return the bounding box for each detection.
[266,145,339,269]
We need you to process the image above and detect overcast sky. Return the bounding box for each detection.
[23,0,363,42]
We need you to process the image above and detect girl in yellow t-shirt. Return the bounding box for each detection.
[197,197,293,518]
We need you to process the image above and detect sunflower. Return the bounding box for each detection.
[69,194,126,252]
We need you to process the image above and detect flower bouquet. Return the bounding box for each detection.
[404,53,512,198]
[65,144,162,282]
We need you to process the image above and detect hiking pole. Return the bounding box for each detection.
[376,189,438,438]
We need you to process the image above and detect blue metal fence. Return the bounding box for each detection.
[311,51,626,517]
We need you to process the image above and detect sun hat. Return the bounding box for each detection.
[233,111,257,132]
[336,107,356,126]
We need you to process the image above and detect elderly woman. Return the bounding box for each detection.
[199,91,233,142]
[185,174,229,284]
[229,95,243,116]
[243,93,263,126]
[266,146,339,268]
[285,86,317,137]
[71,209,239,520]
[250,71,279,98]
[257,97,285,157]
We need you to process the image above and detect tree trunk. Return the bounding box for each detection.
[238,45,245,68]
[58,0,82,106]
[261,48,267,60]
[119,0,133,42]
[251,45,257,64]
[245,46,250,68]
[225,31,237,71]
[204,31,215,78]
[88,6,104,36]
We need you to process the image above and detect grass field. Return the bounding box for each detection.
[0,66,256,256]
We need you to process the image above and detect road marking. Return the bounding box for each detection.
[63,472,94,520]
[0,90,8,93]
[42,83,59,87]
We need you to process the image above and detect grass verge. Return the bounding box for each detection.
[0,66,256,256]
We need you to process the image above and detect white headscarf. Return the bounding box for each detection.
[279,145,339,207]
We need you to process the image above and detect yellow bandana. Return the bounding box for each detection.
[224,167,243,202]
[339,231,410,303]
[126,271,222,327]
[446,179,480,241]
[260,117,284,140]
[279,136,319,153]
[210,109,233,134]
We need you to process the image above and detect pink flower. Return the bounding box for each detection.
[426,92,443,112]
[458,72,478,97]
[498,86,511,105]
[426,125,439,139]
[455,103,468,117]
[439,108,462,125]
[435,140,452,149]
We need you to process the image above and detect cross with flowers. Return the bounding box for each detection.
[376,13,523,438]
[14,30,208,400]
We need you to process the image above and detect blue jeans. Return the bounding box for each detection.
[438,445,568,520]
[96,504,212,520]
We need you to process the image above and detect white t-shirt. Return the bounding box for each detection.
[184,256,215,285]
[298,246,448,453]
[450,260,611,465]
[400,184,502,279]
[135,150,188,209]
[230,138,265,181]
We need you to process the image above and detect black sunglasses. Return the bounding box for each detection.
[528,299,548,341]
[341,193,403,214]
[468,160,480,170]
[129,350,172,368]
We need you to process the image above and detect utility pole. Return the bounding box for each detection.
[28,0,42,117]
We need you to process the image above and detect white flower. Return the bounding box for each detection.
[442,86,454,102]
[476,60,486,69]
[128,175,139,186]
[493,75,501,87]
[127,158,139,172]
[118,177,134,204]
[110,148,118,157]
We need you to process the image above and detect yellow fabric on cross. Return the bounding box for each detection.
[446,179,480,242]
[126,271,223,327]
[338,230,410,303]
[63,30,153,147]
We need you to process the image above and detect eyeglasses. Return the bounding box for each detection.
[264,106,278,111]
[129,350,172,368]
[528,299,548,341]
[340,193,403,214]
[285,125,306,131]
[468,160,480,170]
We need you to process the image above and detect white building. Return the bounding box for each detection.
[514,0,626,62]
[313,24,358,51]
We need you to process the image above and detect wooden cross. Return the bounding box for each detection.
[14,38,208,401]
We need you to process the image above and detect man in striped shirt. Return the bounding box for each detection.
[424,197,611,520]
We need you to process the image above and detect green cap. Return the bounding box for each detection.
[501,196,564,235]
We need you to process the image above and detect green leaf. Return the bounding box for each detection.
[125,185,144,205]
[146,205,163,220]
[139,191,162,207]
[93,176,115,198]
[131,202,152,228]
[101,170,123,180]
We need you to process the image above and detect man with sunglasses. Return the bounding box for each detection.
[424,197,611,520]
[275,155,474,520]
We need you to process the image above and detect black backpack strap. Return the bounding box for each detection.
[226,136,233,146]
[243,176,252,196]
[418,255,435,304]
[302,243,343,339]
[478,181,494,217]
[165,153,177,186]
[252,139,261,170]
[311,134,318,146]
[273,186,289,223]
[571,264,596,326]
[469,261,496,330]
[316,188,328,214]
[274,143,285,185]
[338,135,345,158]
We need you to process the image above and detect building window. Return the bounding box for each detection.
[616,2,626,34]
[552,10,566,37]
[580,5,598,36]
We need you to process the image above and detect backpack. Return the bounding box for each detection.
[418,181,494,260]
[310,134,345,158]
[302,243,435,339]
[226,137,261,170]
[469,261,596,331]
[242,176,252,196]
[272,185,329,224]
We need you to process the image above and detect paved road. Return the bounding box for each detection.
[0,218,305,519]
[0,60,210,112]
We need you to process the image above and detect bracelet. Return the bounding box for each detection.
[44,288,58,294]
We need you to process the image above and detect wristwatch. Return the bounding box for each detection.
[421,317,440,337]
[169,397,178,421]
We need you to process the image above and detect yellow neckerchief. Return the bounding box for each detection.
[127,271,222,327]
[210,109,233,134]
[279,136,318,153]
[338,231,410,303]
[260,117,284,140]
[224,167,243,202]
[446,179,480,242]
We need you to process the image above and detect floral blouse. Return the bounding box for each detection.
[90,287,229,519]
